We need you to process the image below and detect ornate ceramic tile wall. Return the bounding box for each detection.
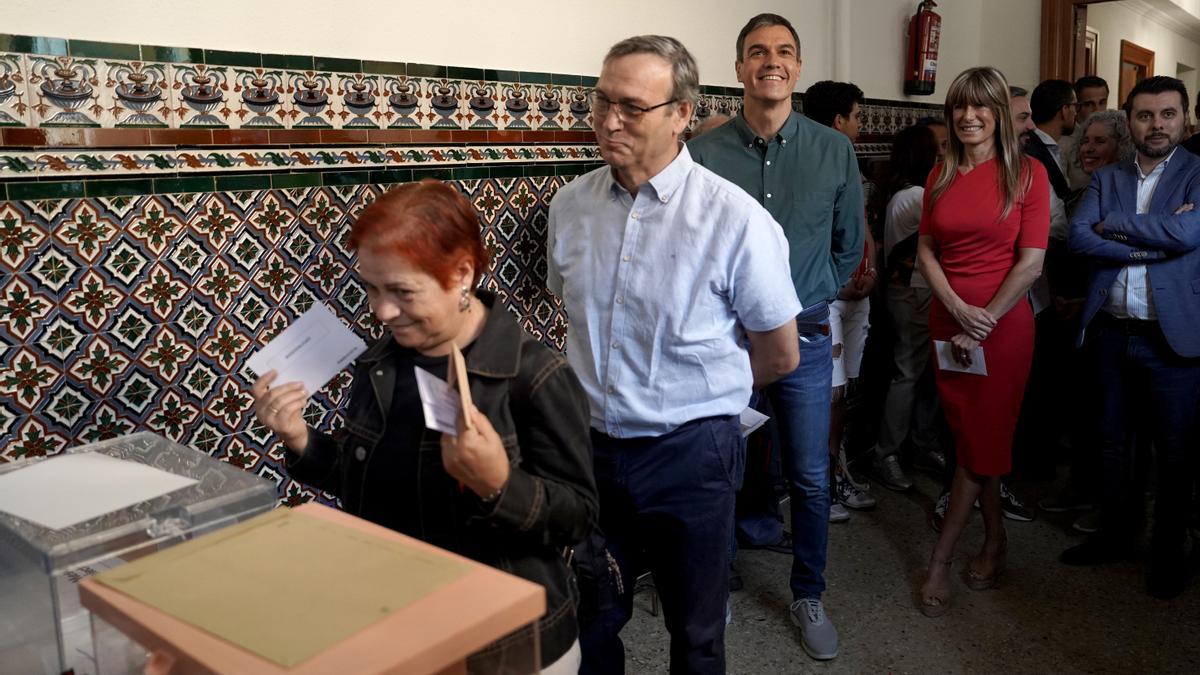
[0,177,573,505]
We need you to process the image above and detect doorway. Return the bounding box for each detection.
[1118,39,1155,105]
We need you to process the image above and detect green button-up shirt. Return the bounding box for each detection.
[689,111,865,307]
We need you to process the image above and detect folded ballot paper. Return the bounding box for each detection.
[246,303,368,394]
[933,340,988,376]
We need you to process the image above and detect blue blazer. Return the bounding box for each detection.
[1069,149,1200,357]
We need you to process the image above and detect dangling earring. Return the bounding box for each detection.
[459,286,471,312]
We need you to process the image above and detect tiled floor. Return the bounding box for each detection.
[622,471,1200,673]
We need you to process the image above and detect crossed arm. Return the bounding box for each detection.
[1069,180,1199,262]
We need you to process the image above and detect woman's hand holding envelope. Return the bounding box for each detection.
[251,371,310,454]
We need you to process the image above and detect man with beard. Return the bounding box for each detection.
[1064,76,1200,600]
[1027,79,1078,202]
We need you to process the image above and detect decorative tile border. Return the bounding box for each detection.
[0,35,744,140]
[0,143,601,178]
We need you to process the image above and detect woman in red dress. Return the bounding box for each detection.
[916,67,1049,616]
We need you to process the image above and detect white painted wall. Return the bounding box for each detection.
[1089,1,1200,106]
[3,0,1040,102]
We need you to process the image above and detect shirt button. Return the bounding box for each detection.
[622,255,631,262]
[767,193,773,199]
[375,370,383,377]
[781,139,787,145]
[611,341,619,349]
[631,212,640,219]
[607,386,615,394]
[354,446,367,461]
[766,160,772,166]
[615,297,624,304]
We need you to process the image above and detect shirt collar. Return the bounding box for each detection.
[731,110,800,148]
[1032,127,1058,148]
[1133,146,1178,180]
[606,143,693,203]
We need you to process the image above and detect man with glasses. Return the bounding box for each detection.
[688,14,863,661]
[548,35,802,674]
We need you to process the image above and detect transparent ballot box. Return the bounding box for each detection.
[0,432,276,675]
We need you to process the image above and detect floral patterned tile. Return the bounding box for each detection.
[333,72,382,129]
[170,63,236,129]
[104,59,172,128]
[0,53,31,128]
[228,67,290,129]
[27,55,104,128]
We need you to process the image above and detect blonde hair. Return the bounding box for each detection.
[931,67,1031,220]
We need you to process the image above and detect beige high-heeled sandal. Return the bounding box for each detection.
[966,539,1008,590]
[919,558,953,617]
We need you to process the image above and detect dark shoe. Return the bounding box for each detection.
[912,449,947,474]
[1000,484,1035,522]
[1072,509,1100,534]
[873,454,913,491]
[744,532,793,555]
[1060,535,1127,566]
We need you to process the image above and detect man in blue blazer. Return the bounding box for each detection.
[1064,75,1200,599]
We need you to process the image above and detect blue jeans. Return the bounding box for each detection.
[767,311,834,601]
[579,416,744,675]
[1088,316,1200,553]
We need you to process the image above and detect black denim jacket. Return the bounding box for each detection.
[285,291,597,669]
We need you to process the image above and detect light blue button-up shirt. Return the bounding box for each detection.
[547,146,802,438]
[1104,147,1176,319]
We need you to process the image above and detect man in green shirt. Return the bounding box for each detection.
[688,12,864,662]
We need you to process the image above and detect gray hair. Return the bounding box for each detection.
[604,35,699,105]
[1077,109,1134,166]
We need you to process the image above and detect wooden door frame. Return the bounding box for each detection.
[1118,39,1156,102]
[1041,0,1120,81]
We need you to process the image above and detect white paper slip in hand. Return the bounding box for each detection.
[934,340,988,376]
[245,303,367,395]
[739,407,770,438]
[414,367,462,436]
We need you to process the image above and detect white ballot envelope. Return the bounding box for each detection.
[246,303,367,394]
[934,340,988,376]
[414,367,461,436]
[739,407,770,438]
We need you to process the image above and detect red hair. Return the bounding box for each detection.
[349,180,489,289]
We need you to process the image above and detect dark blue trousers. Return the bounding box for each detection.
[579,416,743,675]
[1089,316,1200,555]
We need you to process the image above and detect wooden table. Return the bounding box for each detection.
[79,503,545,675]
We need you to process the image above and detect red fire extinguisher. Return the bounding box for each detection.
[905,0,941,96]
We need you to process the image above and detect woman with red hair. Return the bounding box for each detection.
[252,180,597,673]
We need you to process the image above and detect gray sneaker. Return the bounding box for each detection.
[829,502,851,523]
[835,472,877,510]
[873,454,913,491]
[790,598,839,660]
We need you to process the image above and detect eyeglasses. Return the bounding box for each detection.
[589,90,678,120]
